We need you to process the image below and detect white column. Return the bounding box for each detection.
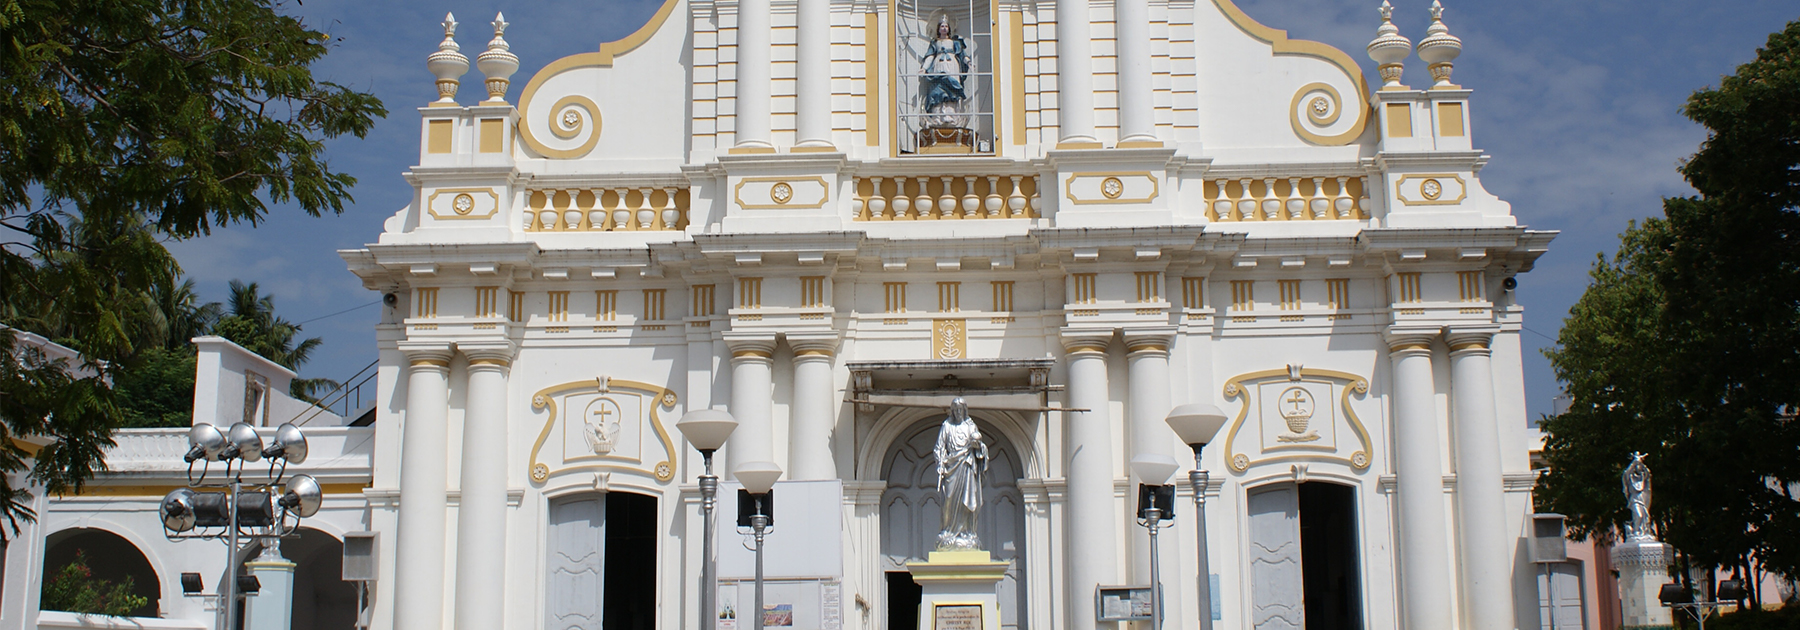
[1063,334,1117,630]
[734,0,774,150]
[454,347,513,630]
[1054,0,1098,144]
[1387,332,1454,630]
[394,345,452,630]
[788,337,838,479]
[244,548,295,630]
[1125,333,1174,584]
[1114,0,1156,144]
[795,0,833,148]
[726,337,776,474]
[1448,331,1514,630]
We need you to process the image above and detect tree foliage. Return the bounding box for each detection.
[40,550,150,617]
[0,0,382,538]
[1538,20,1800,581]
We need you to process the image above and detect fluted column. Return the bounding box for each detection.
[725,336,776,475]
[1063,333,1117,630]
[1054,0,1098,145]
[1125,332,1174,583]
[394,344,452,630]
[788,336,839,479]
[1387,331,1454,630]
[795,0,832,148]
[1448,330,1513,630]
[1114,0,1156,144]
[734,0,773,150]
[454,345,514,630]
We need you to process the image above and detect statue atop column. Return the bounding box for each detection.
[934,397,988,550]
[1622,452,1653,541]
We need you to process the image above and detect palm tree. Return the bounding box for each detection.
[148,276,221,350]
[210,280,335,400]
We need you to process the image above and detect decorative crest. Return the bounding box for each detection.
[1416,0,1464,89]
[477,12,522,103]
[426,12,470,104]
[1367,1,1412,90]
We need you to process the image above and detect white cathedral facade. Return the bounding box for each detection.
[2,0,1562,629]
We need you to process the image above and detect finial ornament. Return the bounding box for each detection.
[1366,1,1412,90]
[1415,1,1464,89]
[477,12,521,103]
[426,12,470,104]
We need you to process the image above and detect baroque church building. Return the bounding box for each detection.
[349,0,1553,628]
[0,1,1559,630]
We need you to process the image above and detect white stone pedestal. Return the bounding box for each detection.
[1612,540,1675,630]
[906,550,1010,630]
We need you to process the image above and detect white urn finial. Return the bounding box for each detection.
[1415,1,1463,89]
[478,12,521,104]
[426,12,470,104]
[1366,1,1412,90]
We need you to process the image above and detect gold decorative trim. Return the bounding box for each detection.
[1064,171,1159,205]
[548,95,597,141]
[794,349,835,357]
[468,358,512,367]
[1064,344,1106,354]
[770,182,794,204]
[866,11,882,147]
[727,146,778,155]
[1290,82,1359,145]
[528,378,679,484]
[1116,140,1165,148]
[410,359,450,368]
[1101,177,1124,199]
[734,176,830,209]
[733,349,773,359]
[1389,342,1429,352]
[1221,367,1373,472]
[1008,11,1026,146]
[1055,141,1105,150]
[1449,340,1489,352]
[514,0,679,158]
[1127,342,1169,353]
[1212,0,1370,146]
[426,187,500,220]
[789,145,838,153]
[1395,173,1468,206]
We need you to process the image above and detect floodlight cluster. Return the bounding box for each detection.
[160,422,321,538]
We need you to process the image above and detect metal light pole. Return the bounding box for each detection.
[1165,404,1228,630]
[677,410,739,630]
[734,461,783,630]
[1132,455,1180,630]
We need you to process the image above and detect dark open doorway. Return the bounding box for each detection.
[886,571,922,630]
[1298,482,1362,630]
[604,492,658,630]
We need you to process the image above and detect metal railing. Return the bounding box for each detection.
[290,359,379,427]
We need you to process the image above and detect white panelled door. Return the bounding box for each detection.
[1248,484,1305,630]
[547,496,606,630]
[1537,563,1587,629]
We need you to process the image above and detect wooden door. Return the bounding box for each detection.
[1248,484,1305,630]
[547,496,606,630]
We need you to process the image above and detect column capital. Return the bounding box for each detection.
[1384,326,1440,355]
[460,340,518,370]
[398,342,454,369]
[1123,327,1176,354]
[724,334,777,361]
[787,332,840,361]
[1061,330,1113,355]
[1446,327,1499,356]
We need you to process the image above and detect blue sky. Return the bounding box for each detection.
[166,0,1798,423]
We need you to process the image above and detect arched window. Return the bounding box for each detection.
[42,528,161,618]
[279,528,359,630]
[894,0,996,154]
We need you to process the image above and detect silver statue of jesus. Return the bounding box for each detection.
[935,397,988,550]
[1622,452,1653,542]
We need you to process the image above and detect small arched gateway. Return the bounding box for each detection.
[42,528,161,618]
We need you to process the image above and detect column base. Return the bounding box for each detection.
[1612,540,1676,629]
[906,551,1010,630]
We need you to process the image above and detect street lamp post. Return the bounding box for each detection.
[1131,455,1180,630]
[1165,403,1229,630]
[159,422,318,630]
[677,410,740,630]
[734,461,783,630]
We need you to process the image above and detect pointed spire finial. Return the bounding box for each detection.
[1367,0,1412,90]
[1417,0,1463,89]
[478,11,521,104]
[427,12,470,104]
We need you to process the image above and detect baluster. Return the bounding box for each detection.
[632,188,652,230]
[1310,177,1329,219]
[1237,178,1256,221]
[1007,175,1027,218]
[940,176,957,219]
[1028,176,1042,218]
[984,176,1003,218]
[871,177,891,220]
[1210,180,1231,221]
[913,176,932,220]
[526,191,544,231]
[661,187,680,229]
[1285,177,1304,220]
[962,176,979,218]
[611,188,631,230]
[1259,177,1279,221]
[1356,177,1371,219]
[1334,176,1354,219]
[851,179,868,221]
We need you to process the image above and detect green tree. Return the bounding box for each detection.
[40,550,150,617]
[1538,20,1800,587]
[0,0,383,538]
[212,280,335,400]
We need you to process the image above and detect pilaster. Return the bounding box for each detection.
[1060,331,1116,630]
[1384,328,1454,630]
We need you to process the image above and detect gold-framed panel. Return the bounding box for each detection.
[1394,173,1469,206]
[1063,171,1159,205]
[733,176,831,209]
[425,187,501,220]
[1220,366,1373,473]
[527,377,680,484]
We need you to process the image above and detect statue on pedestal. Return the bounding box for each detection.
[920,15,971,129]
[1622,452,1652,541]
[934,397,988,550]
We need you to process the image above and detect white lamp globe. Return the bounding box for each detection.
[677,409,739,452]
[1130,454,1182,486]
[734,461,783,495]
[1165,403,1229,447]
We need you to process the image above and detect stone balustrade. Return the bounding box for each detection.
[851,175,1041,221]
[523,187,690,232]
[1204,175,1370,222]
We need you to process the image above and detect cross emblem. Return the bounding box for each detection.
[1284,390,1310,415]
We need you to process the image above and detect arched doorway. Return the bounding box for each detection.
[279,528,359,630]
[42,528,161,617]
[1246,481,1363,630]
[880,414,1025,630]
